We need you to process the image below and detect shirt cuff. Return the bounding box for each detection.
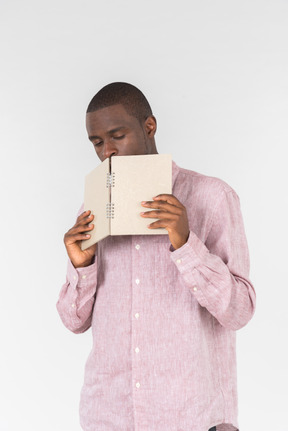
[66,259,97,289]
[170,231,211,306]
[170,231,209,265]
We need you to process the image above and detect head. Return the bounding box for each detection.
[86,82,158,161]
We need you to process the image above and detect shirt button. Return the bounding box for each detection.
[135,382,140,388]
[193,286,198,292]
[135,347,140,353]
[71,303,76,308]
[176,259,182,264]
[82,275,86,279]
[135,313,140,319]
[135,279,140,285]
[135,244,140,250]
[73,276,76,280]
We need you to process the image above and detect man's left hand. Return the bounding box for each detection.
[141,194,190,250]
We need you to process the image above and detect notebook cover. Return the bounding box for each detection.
[111,154,172,235]
[81,154,172,249]
[81,158,110,250]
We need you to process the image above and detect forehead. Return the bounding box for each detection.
[86,104,139,133]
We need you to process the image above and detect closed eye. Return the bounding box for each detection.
[113,135,125,140]
[93,141,103,147]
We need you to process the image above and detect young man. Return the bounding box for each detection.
[57,82,256,431]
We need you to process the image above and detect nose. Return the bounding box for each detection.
[102,139,118,160]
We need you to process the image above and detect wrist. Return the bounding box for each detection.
[73,258,94,268]
[171,232,190,250]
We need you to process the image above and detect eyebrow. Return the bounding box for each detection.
[89,126,127,141]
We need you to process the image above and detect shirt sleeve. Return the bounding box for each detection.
[56,258,97,333]
[170,189,256,330]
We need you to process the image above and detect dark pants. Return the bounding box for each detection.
[208,427,216,431]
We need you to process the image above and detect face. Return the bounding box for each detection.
[86,104,157,162]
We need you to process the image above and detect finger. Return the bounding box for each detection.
[77,210,91,222]
[152,194,184,208]
[64,223,94,245]
[141,200,182,214]
[78,212,94,224]
[76,210,94,225]
[73,233,92,240]
[65,232,92,244]
[147,219,170,229]
[68,223,94,236]
[140,210,179,220]
[74,214,94,230]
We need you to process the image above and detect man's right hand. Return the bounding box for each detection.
[64,210,97,268]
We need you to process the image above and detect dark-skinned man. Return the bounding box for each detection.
[57,82,256,431]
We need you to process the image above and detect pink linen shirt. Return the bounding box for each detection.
[56,161,256,431]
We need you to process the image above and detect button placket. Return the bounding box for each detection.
[131,239,145,406]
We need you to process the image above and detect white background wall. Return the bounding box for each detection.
[0,0,287,430]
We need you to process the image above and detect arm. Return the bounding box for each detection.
[141,191,256,330]
[56,209,98,334]
[56,259,98,333]
[170,190,256,330]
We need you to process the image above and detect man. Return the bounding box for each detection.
[57,82,256,431]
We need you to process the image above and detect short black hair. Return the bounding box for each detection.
[86,82,153,123]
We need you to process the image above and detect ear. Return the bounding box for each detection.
[144,115,157,138]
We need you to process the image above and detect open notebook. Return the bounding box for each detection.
[81,154,172,250]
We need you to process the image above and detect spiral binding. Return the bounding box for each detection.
[106,203,115,219]
[106,172,115,188]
